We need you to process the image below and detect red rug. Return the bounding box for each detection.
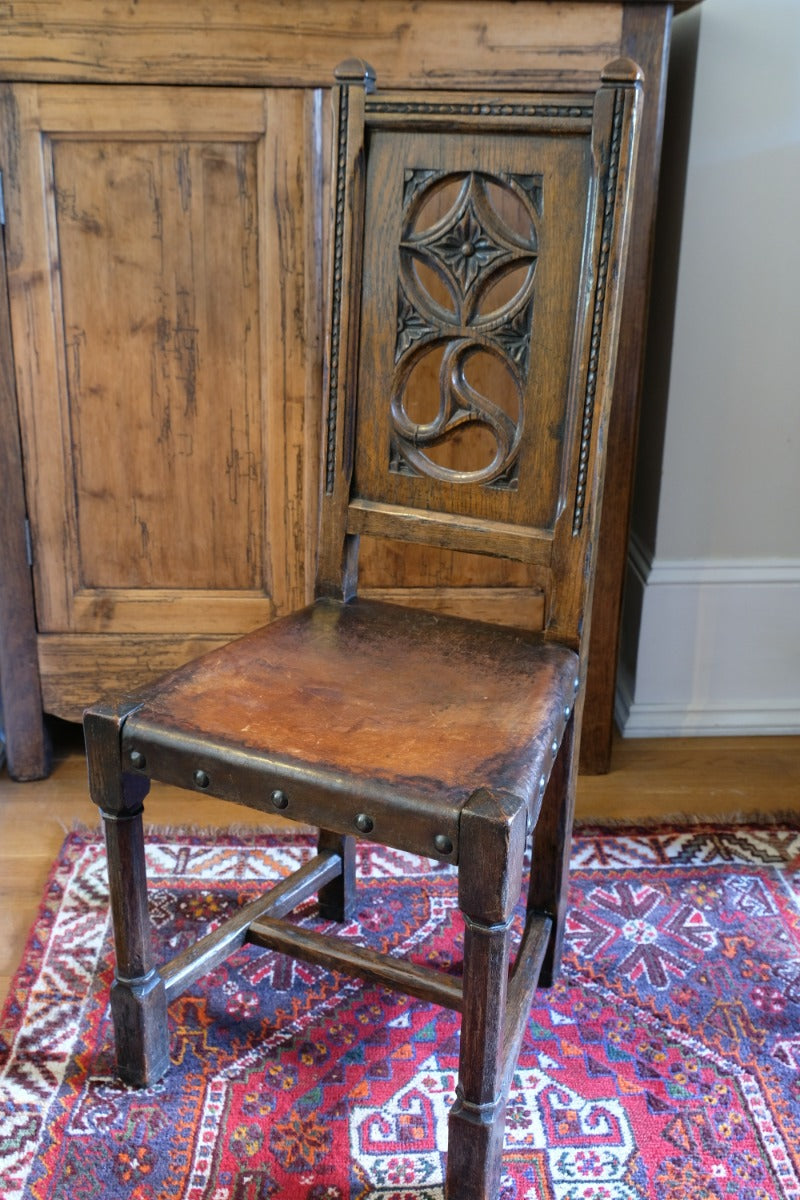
[2,824,800,1199]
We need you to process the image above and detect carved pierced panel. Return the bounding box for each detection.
[389,170,541,489]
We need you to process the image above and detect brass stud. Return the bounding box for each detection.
[573,676,580,693]
[564,705,571,721]
[270,789,289,810]
[355,813,374,834]
[193,769,210,789]
[129,750,146,770]
[434,834,453,855]
[539,775,546,793]
[551,739,559,755]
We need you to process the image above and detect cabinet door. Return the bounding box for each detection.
[1,85,320,717]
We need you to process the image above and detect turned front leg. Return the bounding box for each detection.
[447,788,527,1200]
[85,705,169,1086]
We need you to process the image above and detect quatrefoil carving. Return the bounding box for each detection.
[391,170,540,488]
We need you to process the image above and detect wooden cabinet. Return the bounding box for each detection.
[1,84,318,705]
[0,1,695,778]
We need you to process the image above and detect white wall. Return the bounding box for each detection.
[618,0,800,737]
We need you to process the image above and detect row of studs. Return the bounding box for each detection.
[529,677,580,830]
[126,673,578,855]
[126,749,455,857]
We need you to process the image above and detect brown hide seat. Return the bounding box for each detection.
[122,598,578,860]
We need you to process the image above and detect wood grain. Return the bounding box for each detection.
[0,2,624,88]
[346,499,554,566]
[323,68,641,669]
[0,2,692,780]
[580,3,672,772]
[358,534,543,589]
[358,586,546,631]
[55,133,263,592]
[0,174,48,778]
[162,850,342,1001]
[1,82,75,629]
[2,84,286,635]
[4,83,321,719]
[247,915,464,1011]
[37,633,237,720]
[261,87,324,614]
[448,787,527,1199]
[84,699,171,1085]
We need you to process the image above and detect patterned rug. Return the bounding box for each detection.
[2,824,800,1200]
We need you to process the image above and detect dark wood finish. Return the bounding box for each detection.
[0,1,695,781]
[247,915,465,1011]
[581,2,674,771]
[527,711,580,984]
[317,830,357,921]
[162,851,343,1001]
[0,213,49,779]
[447,787,527,1199]
[503,912,553,1082]
[118,600,577,863]
[82,59,642,1198]
[102,804,170,1089]
[85,701,170,1086]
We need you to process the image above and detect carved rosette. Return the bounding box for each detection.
[390,170,540,489]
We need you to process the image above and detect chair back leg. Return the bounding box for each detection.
[527,713,578,986]
[317,830,357,921]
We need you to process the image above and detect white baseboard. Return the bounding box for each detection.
[616,535,800,738]
[616,671,800,737]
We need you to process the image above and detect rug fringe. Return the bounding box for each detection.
[574,808,800,831]
[70,818,315,838]
[70,811,800,841]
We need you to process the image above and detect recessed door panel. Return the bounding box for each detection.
[55,136,262,593]
[2,84,319,642]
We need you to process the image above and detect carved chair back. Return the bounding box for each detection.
[317,60,641,653]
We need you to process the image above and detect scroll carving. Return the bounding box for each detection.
[390,170,540,489]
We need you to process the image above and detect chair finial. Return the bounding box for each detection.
[334,58,377,92]
[601,57,644,85]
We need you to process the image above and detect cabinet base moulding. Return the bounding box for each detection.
[37,634,233,723]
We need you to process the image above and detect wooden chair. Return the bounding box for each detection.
[85,58,641,1199]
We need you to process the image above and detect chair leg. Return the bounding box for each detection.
[85,704,170,1087]
[446,788,527,1200]
[102,801,170,1086]
[527,713,578,986]
[317,830,357,921]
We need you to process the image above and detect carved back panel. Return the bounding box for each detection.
[318,62,641,648]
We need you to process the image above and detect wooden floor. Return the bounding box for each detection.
[1,721,798,1007]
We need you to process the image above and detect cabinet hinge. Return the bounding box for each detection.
[24,517,34,567]
[0,170,5,228]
